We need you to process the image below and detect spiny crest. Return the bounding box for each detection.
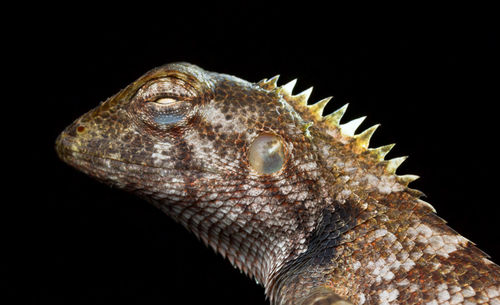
[257,76,424,194]
[355,124,380,149]
[258,75,280,90]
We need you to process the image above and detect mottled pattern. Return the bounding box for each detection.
[56,63,500,305]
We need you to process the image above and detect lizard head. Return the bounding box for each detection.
[56,62,418,288]
[56,62,329,285]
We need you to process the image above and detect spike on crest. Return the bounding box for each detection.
[386,156,408,174]
[269,75,279,83]
[258,75,280,90]
[355,124,380,149]
[281,79,297,96]
[267,75,280,88]
[309,96,331,118]
[408,188,426,198]
[340,116,366,137]
[370,143,395,160]
[417,199,436,213]
[397,174,420,186]
[291,87,313,108]
[324,103,348,127]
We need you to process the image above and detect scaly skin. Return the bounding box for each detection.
[56,63,500,305]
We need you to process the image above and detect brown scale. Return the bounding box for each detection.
[56,62,500,305]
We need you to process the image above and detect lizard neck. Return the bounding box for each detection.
[156,193,327,288]
[266,203,359,305]
[266,190,500,305]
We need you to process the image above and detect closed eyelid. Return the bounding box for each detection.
[153,113,185,125]
[139,78,196,100]
[155,97,180,105]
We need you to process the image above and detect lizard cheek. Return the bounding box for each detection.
[248,133,286,175]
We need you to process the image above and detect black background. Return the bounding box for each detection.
[7,8,499,305]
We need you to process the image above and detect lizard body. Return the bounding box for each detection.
[56,63,500,305]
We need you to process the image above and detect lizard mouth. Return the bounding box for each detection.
[56,133,118,168]
[55,132,131,184]
[56,132,187,194]
[55,132,224,187]
[55,131,227,205]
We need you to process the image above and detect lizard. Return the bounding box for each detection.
[56,62,500,305]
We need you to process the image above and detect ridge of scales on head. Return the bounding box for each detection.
[56,62,500,305]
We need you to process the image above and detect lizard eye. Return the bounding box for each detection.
[131,77,197,130]
[248,133,286,175]
[147,97,188,125]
